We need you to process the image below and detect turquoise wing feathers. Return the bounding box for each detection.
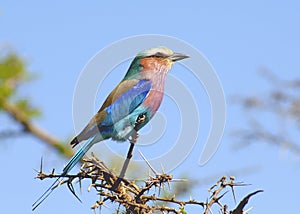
[71,79,152,146]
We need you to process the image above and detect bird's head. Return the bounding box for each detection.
[124,47,189,79]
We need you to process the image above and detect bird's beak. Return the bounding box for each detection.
[168,53,189,62]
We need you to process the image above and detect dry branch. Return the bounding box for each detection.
[35,154,262,214]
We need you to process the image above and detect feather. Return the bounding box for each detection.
[33,136,98,210]
[71,79,151,147]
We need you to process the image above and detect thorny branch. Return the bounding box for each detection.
[35,154,262,214]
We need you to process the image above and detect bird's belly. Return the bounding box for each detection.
[109,89,164,142]
[110,106,149,141]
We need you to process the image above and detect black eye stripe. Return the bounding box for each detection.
[152,52,168,58]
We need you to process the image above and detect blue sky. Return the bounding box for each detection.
[1,1,299,213]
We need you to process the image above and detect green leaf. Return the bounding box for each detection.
[0,53,26,79]
[15,99,41,119]
[179,206,187,214]
[0,50,40,119]
[0,52,27,99]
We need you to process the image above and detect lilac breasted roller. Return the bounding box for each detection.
[32,46,189,210]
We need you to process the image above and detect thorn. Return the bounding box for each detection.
[67,179,82,203]
[167,177,171,190]
[79,177,82,194]
[160,163,165,174]
[171,178,188,182]
[158,183,161,196]
[217,191,228,200]
[139,150,158,175]
[231,185,237,204]
[40,157,43,173]
[244,206,253,213]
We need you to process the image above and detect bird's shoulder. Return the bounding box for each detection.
[98,78,150,112]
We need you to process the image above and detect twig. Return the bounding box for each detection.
[0,98,73,158]
[231,190,263,214]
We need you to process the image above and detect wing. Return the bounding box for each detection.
[70,79,151,147]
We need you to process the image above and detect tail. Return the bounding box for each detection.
[32,177,60,211]
[32,136,98,211]
[62,135,97,174]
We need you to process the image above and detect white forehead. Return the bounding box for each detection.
[137,46,173,57]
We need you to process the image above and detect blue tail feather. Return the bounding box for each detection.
[32,136,98,211]
[62,136,96,175]
[32,177,60,211]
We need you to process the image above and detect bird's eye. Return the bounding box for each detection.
[153,52,166,58]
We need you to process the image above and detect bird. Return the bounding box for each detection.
[32,46,189,210]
